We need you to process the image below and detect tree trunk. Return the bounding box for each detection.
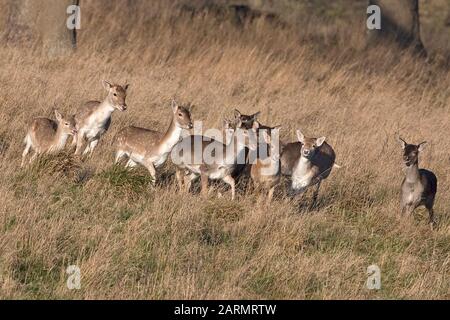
[1,0,78,55]
[367,0,425,55]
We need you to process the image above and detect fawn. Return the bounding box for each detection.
[22,110,77,167]
[397,137,437,226]
[114,100,193,184]
[280,130,336,205]
[73,80,129,156]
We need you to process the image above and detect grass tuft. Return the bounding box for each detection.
[95,165,154,198]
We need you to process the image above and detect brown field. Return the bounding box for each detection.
[0,0,449,299]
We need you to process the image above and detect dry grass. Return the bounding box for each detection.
[0,0,449,299]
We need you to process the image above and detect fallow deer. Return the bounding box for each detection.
[73,80,129,156]
[226,112,271,180]
[114,100,193,184]
[397,137,437,226]
[22,110,77,167]
[171,120,250,200]
[234,109,261,130]
[280,130,336,205]
[250,126,281,204]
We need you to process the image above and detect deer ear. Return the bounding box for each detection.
[234,109,241,119]
[418,141,427,152]
[54,110,63,122]
[316,136,326,147]
[171,99,178,112]
[251,111,261,120]
[296,130,305,143]
[102,80,112,91]
[397,136,407,149]
[124,84,130,91]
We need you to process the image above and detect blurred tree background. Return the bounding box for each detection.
[0,0,449,59]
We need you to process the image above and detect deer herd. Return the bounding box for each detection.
[21,80,438,228]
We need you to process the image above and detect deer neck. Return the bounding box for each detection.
[404,162,420,183]
[294,155,313,175]
[159,117,183,154]
[95,96,116,119]
[50,126,70,152]
[225,133,247,164]
[261,144,280,175]
[269,144,280,168]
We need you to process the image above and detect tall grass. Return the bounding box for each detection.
[0,0,449,299]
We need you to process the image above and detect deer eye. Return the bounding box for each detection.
[65,122,69,126]
[178,113,183,116]
[113,93,117,97]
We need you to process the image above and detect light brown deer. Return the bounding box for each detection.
[22,110,77,167]
[280,130,336,205]
[114,100,193,184]
[250,126,281,204]
[73,80,129,157]
[397,137,437,226]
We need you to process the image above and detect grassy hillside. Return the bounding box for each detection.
[0,0,449,299]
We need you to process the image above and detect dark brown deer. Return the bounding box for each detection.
[397,137,437,226]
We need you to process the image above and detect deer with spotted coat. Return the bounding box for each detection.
[114,100,193,184]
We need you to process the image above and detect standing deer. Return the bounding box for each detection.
[22,110,77,167]
[114,100,193,184]
[280,130,336,206]
[227,112,270,180]
[234,109,261,129]
[171,120,250,200]
[73,80,129,157]
[250,126,281,204]
[397,137,437,226]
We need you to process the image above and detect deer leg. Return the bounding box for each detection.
[200,173,209,198]
[115,150,126,164]
[222,175,236,200]
[184,172,199,193]
[126,159,137,168]
[71,133,77,148]
[74,132,86,156]
[175,168,184,191]
[143,161,157,186]
[82,144,91,156]
[428,208,436,229]
[87,139,99,156]
[311,180,322,209]
[21,139,32,167]
[267,186,275,204]
[426,200,436,228]
[29,152,38,164]
[402,204,414,217]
